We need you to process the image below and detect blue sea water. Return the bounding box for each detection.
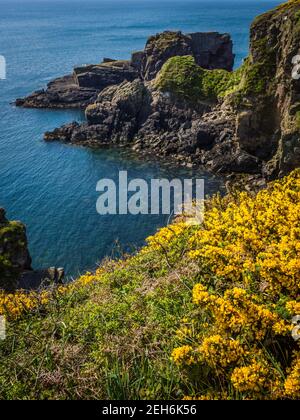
[0,0,280,277]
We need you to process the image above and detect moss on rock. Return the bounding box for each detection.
[154,55,243,102]
[0,210,31,291]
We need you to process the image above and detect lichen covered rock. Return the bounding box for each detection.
[0,209,32,291]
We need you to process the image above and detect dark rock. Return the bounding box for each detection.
[44,122,82,143]
[18,267,64,291]
[16,75,98,109]
[131,51,144,70]
[0,208,65,291]
[139,31,234,81]
[102,58,117,63]
[0,209,32,291]
[74,61,138,89]
[0,208,7,226]
[189,32,234,71]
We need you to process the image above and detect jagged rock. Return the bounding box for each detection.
[229,0,300,178]
[17,2,300,178]
[139,31,234,80]
[18,267,64,290]
[189,32,234,71]
[73,61,138,89]
[0,208,7,226]
[16,30,234,109]
[16,75,98,109]
[131,51,144,70]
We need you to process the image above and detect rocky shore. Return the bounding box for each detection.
[16,2,300,180]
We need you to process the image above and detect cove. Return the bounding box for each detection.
[0,0,277,278]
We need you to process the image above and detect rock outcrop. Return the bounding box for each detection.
[0,208,64,291]
[18,1,300,179]
[139,31,234,81]
[16,30,233,109]
[74,60,138,89]
[15,75,98,109]
[19,267,64,291]
[45,1,300,178]
[0,208,32,291]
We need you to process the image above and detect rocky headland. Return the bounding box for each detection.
[16,1,300,180]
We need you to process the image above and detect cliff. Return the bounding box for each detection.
[0,208,32,291]
[0,208,63,291]
[16,31,233,110]
[38,1,300,180]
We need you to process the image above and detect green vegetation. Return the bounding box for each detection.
[0,171,299,400]
[154,47,276,103]
[155,55,243,102]
[295,110,300,129]
[0,221,28,291]
[253,0,300,25]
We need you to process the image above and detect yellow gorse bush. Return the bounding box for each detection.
[172,282,298,399]
[189,170,300,298]
[0,270,103,320]
[171,170,300,399]
[1,170,299,399]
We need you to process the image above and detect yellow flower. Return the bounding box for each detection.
[284,354,300,398]
[171,345,195,366]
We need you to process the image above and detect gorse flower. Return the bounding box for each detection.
[171,170,300,400]
[284,353,300,398]
[0,270,103,320]
[231,361,281,394]
[188,170,300,298]
[1,170,299,399]
[171,345,195,366]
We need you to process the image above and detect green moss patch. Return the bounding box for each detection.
[0,221,27,291]
[154,55,243,102]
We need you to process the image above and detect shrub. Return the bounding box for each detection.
[0,171,299,399]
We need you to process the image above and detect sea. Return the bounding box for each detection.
[0,0,280,277]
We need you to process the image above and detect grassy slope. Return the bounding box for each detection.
[0,170,299,400]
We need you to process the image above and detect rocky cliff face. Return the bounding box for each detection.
[0,208,64,291]
[18,1,300,179]
[0,208,31,291]
[234,0,300,178]
[16,30,233,109]
[139,31,234,81]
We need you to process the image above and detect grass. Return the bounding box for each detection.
[0,254,196,399]
[0,170,299,400]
